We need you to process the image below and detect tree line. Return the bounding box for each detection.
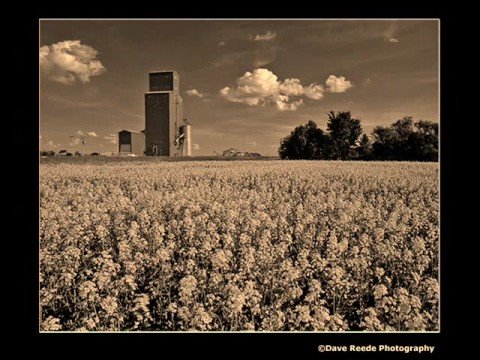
[278,111,438,161]
[40,150,99,157]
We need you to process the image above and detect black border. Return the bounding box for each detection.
[16,9,461,358]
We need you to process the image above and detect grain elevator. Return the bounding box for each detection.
[144,70,191,156]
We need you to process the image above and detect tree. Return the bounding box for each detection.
[357,134,372,160]
[372,126,400,160]
[40,150,56,157]
[392,117,415,160]
[411,120,438,161]
[392,117,414,141]
[278,114,438,162]
[326,111,362,160]
[278,120,328,159]
[372,117,438,161]
[74,151,82,157]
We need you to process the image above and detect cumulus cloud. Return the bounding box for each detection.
[279,78,305,96]
[388,37,399,43]
[186,89,207,99]
[218,41,226,47]
[220,68,281,107]
[193,143,200,150]
[104,133,117,144]
[305,84,325,100]
[220,68,335,111]
[76,130,85,136]
[325,75,354,93]
[87,131,98,137]
[275,97,304,111]
[40,40,106,85]
[254,31,277,42]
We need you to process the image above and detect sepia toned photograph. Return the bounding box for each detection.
[39,19,439,332]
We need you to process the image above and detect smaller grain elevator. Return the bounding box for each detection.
[183,122,192,156]
[174,120,192,156]
[118,130,145,156]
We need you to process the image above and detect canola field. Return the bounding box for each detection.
[40,160,439,331]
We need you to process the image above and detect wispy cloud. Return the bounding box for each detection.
[45,93,142,120]
[44,94,106,108]
[254,31,277,42]
[40,40,106,85]
[186,89,207,99]
[69,138,81,146]
[104,133,117,144]
[211,50,250,69]
[211,42,277,69]
[46,140,62,149]
[253,46,277,68]
[383,21,399,43]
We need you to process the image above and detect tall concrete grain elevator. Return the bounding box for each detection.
[145,70,191,156]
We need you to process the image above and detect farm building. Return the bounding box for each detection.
[118,130,145,156]
[116,71,192,157]
[145,70,184,156]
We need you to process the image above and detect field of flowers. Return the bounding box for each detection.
[40,160,439,331]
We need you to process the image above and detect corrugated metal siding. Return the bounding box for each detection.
[131,132,145,156]
[120,144,131,153]
[149,71,179,94]
[145,71,183,156]
[118,131,131,153]
[145,93,170,156]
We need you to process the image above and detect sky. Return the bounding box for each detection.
[40,20,439,156]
